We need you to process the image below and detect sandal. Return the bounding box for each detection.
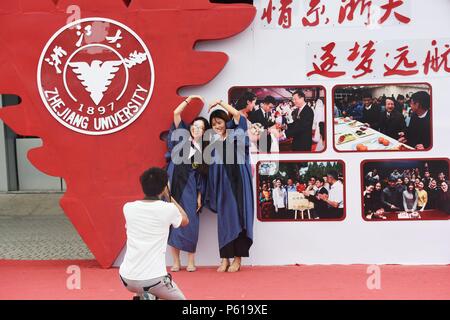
[170,265,181,272]
[186,266,197,272]
[217,259,229,272]
[227,263,241,273]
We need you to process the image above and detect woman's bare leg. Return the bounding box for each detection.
[186,253,196,272]
[170,246,181,272]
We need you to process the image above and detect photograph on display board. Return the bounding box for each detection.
[228,86,326,153]
[257,161,345,221]
[361,159,450,221]
[333,83,432,152]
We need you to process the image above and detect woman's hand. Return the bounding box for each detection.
[209,100,240,123]
[161,186,171,202]
[208,100,223,112]
[174,95,204,127]
[187,95,205,104]
[196,193,203,213]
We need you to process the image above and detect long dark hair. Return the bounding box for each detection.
[406,182,417,199]
[236,92,256,111]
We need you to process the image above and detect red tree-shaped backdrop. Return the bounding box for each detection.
[0,0,255,267]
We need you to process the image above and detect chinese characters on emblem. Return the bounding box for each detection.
[106,30,123,48]
[124,51,148,69]
[44,26,148,74]
[44,46,67,74]
[76,24,93,47]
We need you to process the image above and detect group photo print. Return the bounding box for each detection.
[257,161,345,221]
[333,83,432,152]
[362,159,449,221]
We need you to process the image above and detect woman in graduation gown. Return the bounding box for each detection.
[167,95,209,272]
[206,100,254,273]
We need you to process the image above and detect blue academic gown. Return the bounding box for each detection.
[206,116,254,251]
[167,121,207,253]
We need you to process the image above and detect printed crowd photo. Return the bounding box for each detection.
[257,161,345,221]
[362,159,449,221]
[333,83,432,152]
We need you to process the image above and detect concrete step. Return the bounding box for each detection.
[0,193,65,216]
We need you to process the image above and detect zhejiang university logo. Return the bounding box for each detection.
[38,17,155,135]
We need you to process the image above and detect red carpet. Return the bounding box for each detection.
[0,260,448,300]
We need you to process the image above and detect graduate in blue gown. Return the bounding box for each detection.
[167,95,209,272]
[206,100,254,273]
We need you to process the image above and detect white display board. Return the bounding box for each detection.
[115,0,450,267]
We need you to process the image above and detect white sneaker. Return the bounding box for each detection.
[140,292,157,300]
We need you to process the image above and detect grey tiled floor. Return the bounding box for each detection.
[0,196,93,260]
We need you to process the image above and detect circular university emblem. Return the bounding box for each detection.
[38,17,155,135]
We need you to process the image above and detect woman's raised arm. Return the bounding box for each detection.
[173,95,204,128]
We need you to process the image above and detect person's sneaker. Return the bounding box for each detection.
[140,292,157,300]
